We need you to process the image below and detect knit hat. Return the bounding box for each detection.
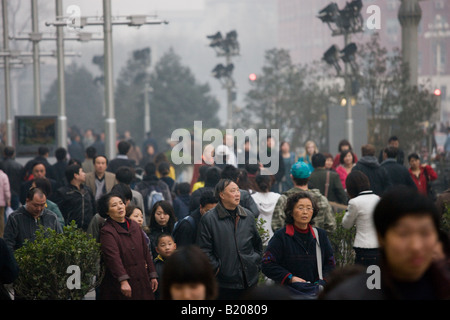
[290,161,311,179]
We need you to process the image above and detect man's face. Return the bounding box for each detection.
[219,182,240,209]
[26,193,47,218]
[94,157,107,175]
[380,215,438,282]
[32,164,46,179]
[389,140,399,148]
[75,168,86,183]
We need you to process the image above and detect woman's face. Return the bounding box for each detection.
[170,283,206,300]
[281,142,290,153]
[220,182,241,209]
[129,208,144,226]
[306,143,315,155]
[292,198,314,229]
[154,205,170,227]
[343,152,353,165]
[325,157,333,169]
[380,214,438,282]
[108,196,126,223]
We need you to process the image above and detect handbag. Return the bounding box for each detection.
[288,227,324,297]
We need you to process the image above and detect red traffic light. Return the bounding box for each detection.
[249,73,257,81]
[434,88,441,96]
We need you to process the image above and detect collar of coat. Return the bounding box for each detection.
[216,201,248,219]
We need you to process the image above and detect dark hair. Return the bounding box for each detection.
[338,139,352,152]
[255,173,272,192]
[292,177,309,187]
[161,245,218,300]
[155,232,174,247]
[408,152,420,162]
[115,166,135,185]
[284,191,318,225]
[384,146,398,159]
[3,146,15,158]
[388,136,399,143]
[204,166,222,187]
[312,153,326,168]
[54,147,67,161]
[38,146,49,156]
[339,149,355,165]
[345,171,370,198]
[158,161,171,176]
[125,204,142,217]
[149,200,176,231]
[117,140,131,155]
[214,179,236,201]
[199,190,218,207]
[93,155,108,165]
[65,164,81,183]
[220,164,240,181]
[144,162,157,176]
[85,146,97,159]
[197,165,210,182]
[32,177,52,197]
[111,183,133,202]
[97,193,125,218]
[373,186,441,238]
[174,182,190,196]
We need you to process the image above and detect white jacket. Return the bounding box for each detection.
[342,190,380,249]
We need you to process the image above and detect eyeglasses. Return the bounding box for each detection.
[297,207,313,213]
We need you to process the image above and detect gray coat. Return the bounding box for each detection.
[196,202,263,290]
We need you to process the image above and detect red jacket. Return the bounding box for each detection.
[409,165,438,195]
[99,217,158,300]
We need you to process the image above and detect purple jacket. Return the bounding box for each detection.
[99,217,158,300]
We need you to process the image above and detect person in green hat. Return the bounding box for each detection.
[271,161,336,234]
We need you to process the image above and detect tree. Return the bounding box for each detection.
[42,63,103,131]
[148,48,220,146]
[240,48,332,150]
[357,33,438,154]
[114,47,151,143]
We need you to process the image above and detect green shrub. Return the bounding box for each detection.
[13,221,103,300]
[329,211,356,267]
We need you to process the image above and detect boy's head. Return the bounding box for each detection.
[155,233,177,259]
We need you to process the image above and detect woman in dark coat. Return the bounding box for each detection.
[98,192,158,300]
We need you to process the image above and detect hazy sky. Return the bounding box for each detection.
[2,0,278,125]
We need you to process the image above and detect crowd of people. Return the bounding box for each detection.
[0,130,449,301]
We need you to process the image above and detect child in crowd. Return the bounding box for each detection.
[153,233,177,299]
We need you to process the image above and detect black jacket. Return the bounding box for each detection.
[380,159,417,191]
[197,202,263,289]
[53,184,96,231]
[3,205,63,251]
[352,156,392,196]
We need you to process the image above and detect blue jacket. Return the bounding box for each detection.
[262,224,335,285]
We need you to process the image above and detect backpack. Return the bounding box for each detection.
[147,189,164,212]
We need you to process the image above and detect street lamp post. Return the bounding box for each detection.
[45,1,168,159]
[318,0,363,147]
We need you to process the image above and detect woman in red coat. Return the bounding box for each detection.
[98,192,158,300]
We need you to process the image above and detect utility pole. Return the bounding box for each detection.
[2,0,12,145]
[55,0,67,148]
[31,0,41,115]
[45,0,168,159]
[398,0,422,87]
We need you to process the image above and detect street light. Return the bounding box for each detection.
[323,44,341,75]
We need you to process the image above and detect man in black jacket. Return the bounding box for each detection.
[380,146,417,191]
[106,140,136,173]
[53,164,96,231]
[4,188,62,251]
[197,179,263,300]
[352,144,392,196]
